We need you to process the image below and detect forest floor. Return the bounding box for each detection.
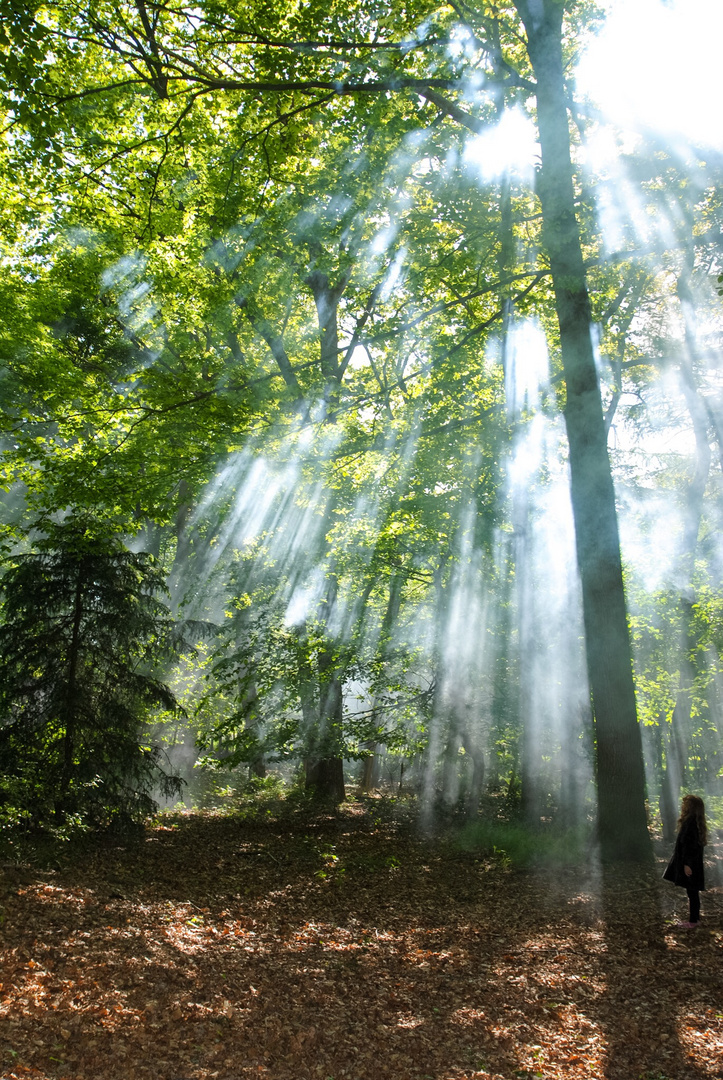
[1,797,722,1080]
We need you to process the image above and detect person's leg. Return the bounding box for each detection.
[686,888,700,924]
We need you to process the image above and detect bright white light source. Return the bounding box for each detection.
[463,108,539,184]
[576,0,723,149]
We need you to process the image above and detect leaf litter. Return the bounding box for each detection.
[1,801,721,1080]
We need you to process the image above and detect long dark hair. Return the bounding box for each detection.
[678,794,708,846]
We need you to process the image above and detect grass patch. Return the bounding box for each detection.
[456,819,593,868]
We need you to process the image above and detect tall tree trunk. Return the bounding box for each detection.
[514,0,650,861]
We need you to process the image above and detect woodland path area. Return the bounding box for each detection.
[1,800,722,1080]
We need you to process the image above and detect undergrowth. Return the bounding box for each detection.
[456,819,595,868]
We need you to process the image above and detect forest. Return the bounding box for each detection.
[1,0,722,850]
[0,0,722,1075]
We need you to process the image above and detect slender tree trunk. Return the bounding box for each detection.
[514,0,650,861]
[360,750,380,793]
[309,639,346,803]
[361,573,405,793]
[461,729,486,819]
[61,563,85,797]
[512,479,543,827]
[421,554,452,826]
[299,268,353,802]
[172,478,193,569]
[304,575,346,804]
[660,703,687,841]
[658,259,713,838]
[249,757,266,779]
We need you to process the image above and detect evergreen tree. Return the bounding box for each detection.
[0,516,184,827]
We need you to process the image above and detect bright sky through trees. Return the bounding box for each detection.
[576,0,723,149]
[463,108,538,184]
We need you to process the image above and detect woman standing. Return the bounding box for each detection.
[663,794,708,928]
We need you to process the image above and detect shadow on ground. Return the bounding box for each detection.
[1,805,721,1080]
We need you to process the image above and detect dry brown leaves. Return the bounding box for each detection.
[1,802,722,1080]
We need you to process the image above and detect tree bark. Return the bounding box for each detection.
[305,756,345,803]
[513,0,650,861]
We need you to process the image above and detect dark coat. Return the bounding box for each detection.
[663,818,705,891]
